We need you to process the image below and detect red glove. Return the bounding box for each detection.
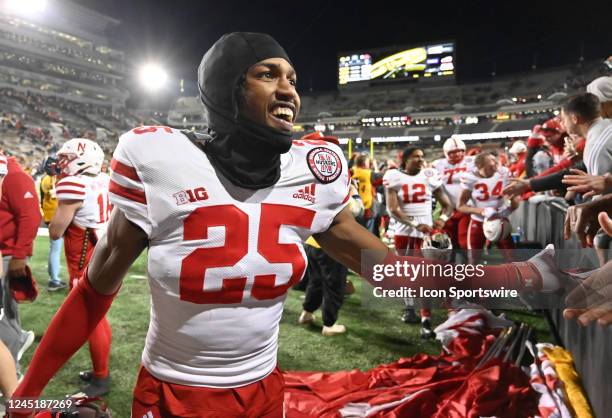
[364,250,543,293]
[9,266,39,303]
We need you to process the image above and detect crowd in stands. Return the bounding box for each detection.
[299,60,604,119]
[0,87,162,175]
[0,28,123,74]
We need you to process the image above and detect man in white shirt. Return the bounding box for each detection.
[560,93,612,178]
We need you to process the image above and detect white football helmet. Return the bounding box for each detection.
[483,218,511,243]
[57,138,104,176]
[422,231,453,250]
[443,137,466,163]
[508,140,527,155]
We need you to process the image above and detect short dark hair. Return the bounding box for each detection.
[401,147,423,169]
[474,151,494,168]
[561,93,601,121]
[355,154,369,167]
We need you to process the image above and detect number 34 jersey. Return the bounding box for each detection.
[109,127,350,388]
[460,166,512,222]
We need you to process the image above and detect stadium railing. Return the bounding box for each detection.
[511,197,611,417]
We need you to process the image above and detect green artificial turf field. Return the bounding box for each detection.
[17,236,550,416]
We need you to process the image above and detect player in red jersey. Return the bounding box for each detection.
[384,147,452,336]
[457,152,519,262]
[11,33,578,418]
[432,138,475,251]
[49,138,112,397]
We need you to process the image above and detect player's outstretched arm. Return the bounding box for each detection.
[316,206,567,295]
[10,209,148,417]
[315,206,387,275]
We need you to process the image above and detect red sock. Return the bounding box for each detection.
[89,316,111,379]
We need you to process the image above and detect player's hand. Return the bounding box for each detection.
[563,201,601,247]
[433,219,446,230]
[8,258,27,278]
[524,244,578,293]
[564,260,612,326]
[482,207,498,219]
[503,178,530,198]
[562,136,579,159]
[599,211,612,235]
[416,224,433,234]
[562,170,611,198]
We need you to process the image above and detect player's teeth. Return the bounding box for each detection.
[272,107,294,120]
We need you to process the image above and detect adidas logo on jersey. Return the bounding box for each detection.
[293,183,316,204]
[173,186,209,205]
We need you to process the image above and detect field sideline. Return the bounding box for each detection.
[17,236,550,416]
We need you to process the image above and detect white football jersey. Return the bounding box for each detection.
[432,156,475,208]
[383,168,441,238]
[0,153,7,176]
[109,126,350,388]
[460,166,512,222]
[56,173,111,230]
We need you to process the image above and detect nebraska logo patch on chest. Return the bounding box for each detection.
[307,147,342,184]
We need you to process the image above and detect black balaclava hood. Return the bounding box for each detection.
[197,32,294,189]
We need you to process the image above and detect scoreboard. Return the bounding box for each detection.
[338,42,455,87]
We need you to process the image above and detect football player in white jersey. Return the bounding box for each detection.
[13,33,579,418]
[384,147,452,337]
[48,138,112,397]
[457,152,519,261]
[432,138,475,250]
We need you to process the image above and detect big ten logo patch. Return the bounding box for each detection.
[174,187,209,205]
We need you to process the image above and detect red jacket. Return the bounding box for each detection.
[509,153,527,177]
[0,157,41,259]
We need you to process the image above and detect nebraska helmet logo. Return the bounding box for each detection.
[307,147,342,184]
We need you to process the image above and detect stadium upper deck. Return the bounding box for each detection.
[0,0,128,107]
[167,60,604,145]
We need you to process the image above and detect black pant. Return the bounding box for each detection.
[302,245,348,327]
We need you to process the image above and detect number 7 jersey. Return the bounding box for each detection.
[109,127,350,388]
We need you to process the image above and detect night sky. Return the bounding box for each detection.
[76,0,611,105]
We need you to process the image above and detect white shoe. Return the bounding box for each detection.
[322,324,346,336]
[298,311,315,325]
[17,330,35,361]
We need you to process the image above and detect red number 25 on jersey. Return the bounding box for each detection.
[180,204,315,304]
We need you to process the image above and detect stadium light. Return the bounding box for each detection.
[138,63,168,92]
[6,0,47,15]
